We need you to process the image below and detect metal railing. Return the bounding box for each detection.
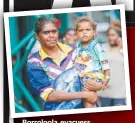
[12,30,42,112]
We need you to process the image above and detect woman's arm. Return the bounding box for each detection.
[27,61,97,103]
[46,90,97,103]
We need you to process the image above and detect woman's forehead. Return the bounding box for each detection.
[41,22,57,31]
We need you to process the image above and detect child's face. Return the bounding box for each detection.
[76,21,96,43]
[35,23,59,48]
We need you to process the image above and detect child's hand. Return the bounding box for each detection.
[102,79,109,90]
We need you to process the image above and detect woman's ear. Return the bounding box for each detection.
[35,33,40,41]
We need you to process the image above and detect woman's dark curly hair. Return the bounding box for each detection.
[35,17,57,34]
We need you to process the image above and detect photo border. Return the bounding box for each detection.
[4,4,132,118]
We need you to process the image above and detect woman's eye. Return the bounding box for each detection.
[52,30,57,33]
[43,31,49,35]
[43,30,57,35]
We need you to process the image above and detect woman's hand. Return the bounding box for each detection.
[84,79,103,91]
[83,91,97,103]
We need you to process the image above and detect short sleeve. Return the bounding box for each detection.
[27,61,54,101]
[94,43,110,70]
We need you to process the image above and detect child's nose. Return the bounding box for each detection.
[83,30,87,34]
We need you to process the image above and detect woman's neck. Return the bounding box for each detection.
[42,44,62,58]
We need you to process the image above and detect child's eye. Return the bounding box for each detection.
[78,29,83,32]
[86,28,91,31]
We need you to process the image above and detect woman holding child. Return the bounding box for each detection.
[27,17,109,110]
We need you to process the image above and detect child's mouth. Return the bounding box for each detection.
[82,36,88,39]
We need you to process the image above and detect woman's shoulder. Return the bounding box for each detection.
[27,51,42,65]
[28,51,40,59]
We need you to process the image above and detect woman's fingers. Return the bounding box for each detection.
[84,85,91,91]
[83,88,89,91]
[84,79,103,91]
[84,85,90,90]
[84,83,92,90]
[84,84,94,91]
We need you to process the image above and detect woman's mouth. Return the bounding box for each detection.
[49,39,57,43]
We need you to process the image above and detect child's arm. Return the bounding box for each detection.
[103,69,110,89]
[94,43,110,89]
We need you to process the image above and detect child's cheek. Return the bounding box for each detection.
[80,33,84,38]
[77,35,81,39]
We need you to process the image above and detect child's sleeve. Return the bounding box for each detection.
[27,59,54,102]
[94,43,110,70]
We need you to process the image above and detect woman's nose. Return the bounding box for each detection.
[49,32,54,37]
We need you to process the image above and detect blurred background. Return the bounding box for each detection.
[9,10,121,112]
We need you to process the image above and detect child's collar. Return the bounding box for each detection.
[78,39,97,48]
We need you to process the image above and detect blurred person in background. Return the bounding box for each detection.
[97,21,126,106]
[63,29,78,47]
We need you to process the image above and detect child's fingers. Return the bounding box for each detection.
[102,80,108,87]
[102,80,109,90]
[102,85,107,90]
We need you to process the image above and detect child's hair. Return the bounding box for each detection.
[35,17,57,34]
[75,17,97,31]
[107,21,122,37]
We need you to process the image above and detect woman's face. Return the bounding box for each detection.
[107,29,119,46]
[36,23,59,48]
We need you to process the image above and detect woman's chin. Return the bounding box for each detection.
[49,43,57,48]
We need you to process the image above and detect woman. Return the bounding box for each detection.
[98,21,126,106]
